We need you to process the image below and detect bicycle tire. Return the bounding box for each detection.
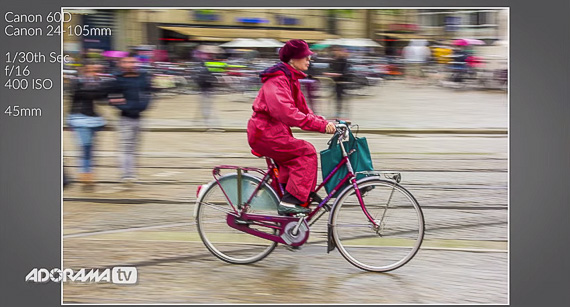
[330,177,425,272]
[196,173,279,264]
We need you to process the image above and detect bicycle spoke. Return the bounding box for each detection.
[198,201,237,215]
[331,179,424,272]
[196,174,280,264]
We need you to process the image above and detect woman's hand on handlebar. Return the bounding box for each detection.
[325,122,336,134]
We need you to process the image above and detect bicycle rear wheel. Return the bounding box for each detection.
[196,173,279,264]
[330,178,424,272]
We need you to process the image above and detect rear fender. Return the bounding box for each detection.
[194,173,279,217]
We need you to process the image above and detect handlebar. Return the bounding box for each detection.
[335,119,351,133]
[329,120,353,144]
[335,123,348,132]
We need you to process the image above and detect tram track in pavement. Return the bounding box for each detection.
[64,234,507,272]
[64,197,507,210]
[64,150,508,260]
[63,216,507,243]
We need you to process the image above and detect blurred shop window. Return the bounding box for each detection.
[193,10,220,22]
[445,16,461,32]
[236,17,270,24]
[469,11,493,26]
[276,15,301,26]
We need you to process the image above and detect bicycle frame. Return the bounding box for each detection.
[196,124,424,271]
[211,127,379,231]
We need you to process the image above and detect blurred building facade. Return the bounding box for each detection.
[63,8,508,57]
[416,9,507,42]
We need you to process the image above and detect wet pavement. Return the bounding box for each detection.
[63,240,507,304]
[63,134,507,304]
[63,82,508,304]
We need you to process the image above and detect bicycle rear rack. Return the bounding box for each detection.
[356,171,402,183]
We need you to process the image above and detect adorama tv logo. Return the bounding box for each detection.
[111,267,137,284]
[25,267,137,284]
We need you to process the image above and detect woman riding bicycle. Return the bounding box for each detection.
[247,39,336,216]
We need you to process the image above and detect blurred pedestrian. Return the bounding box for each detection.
[433,43,453,65]
[195,49,219,127]
[328,45,351,119]
[402,39,431,85]
[63,167,71,189]
[303,58,319,112]
[247,39,336,215]
[66,62,108,186]
[450,45,470,84]
[108,53,153,184]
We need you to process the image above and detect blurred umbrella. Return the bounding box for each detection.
[494,40,508,47]
[315,38,382,48]
[311,44,330,50]
[220,38,265,48]
[453,38,485,46]
[317,38,341,46]
[464,38,486,45]
[197,45,223,54]
[102,50,129,58]
[453,39,468,46]
[345,38,382,47]
[257,38,284,47]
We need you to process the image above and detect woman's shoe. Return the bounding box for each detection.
[309,192,323,204]
[277,201,311,216]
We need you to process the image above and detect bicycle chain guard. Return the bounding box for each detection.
[226,214,310,247]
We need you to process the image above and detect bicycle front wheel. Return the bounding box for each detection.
[330,178,424,272]
[196,174,279,264]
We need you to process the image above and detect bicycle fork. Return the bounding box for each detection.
[374,186,395,235]
[326,181,397,253]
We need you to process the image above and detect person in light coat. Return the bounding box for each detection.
[402,39,431,84]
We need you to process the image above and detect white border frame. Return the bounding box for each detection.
[61,6,510,306]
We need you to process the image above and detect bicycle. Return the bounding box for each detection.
[194,122,425,272]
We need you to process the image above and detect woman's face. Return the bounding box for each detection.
[290,56,311,71]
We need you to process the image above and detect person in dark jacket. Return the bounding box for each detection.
[195,51,219,127]
[66,62,108,185]
[108,53,153,184]
[247,40,336,215]
[328,45,351,119]
[450,45,470,84]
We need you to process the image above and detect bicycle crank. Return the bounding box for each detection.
[281,220,310,247]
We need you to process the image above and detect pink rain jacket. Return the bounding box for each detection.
[247,62,328,202]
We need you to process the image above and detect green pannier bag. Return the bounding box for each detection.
[320,129,374,198]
